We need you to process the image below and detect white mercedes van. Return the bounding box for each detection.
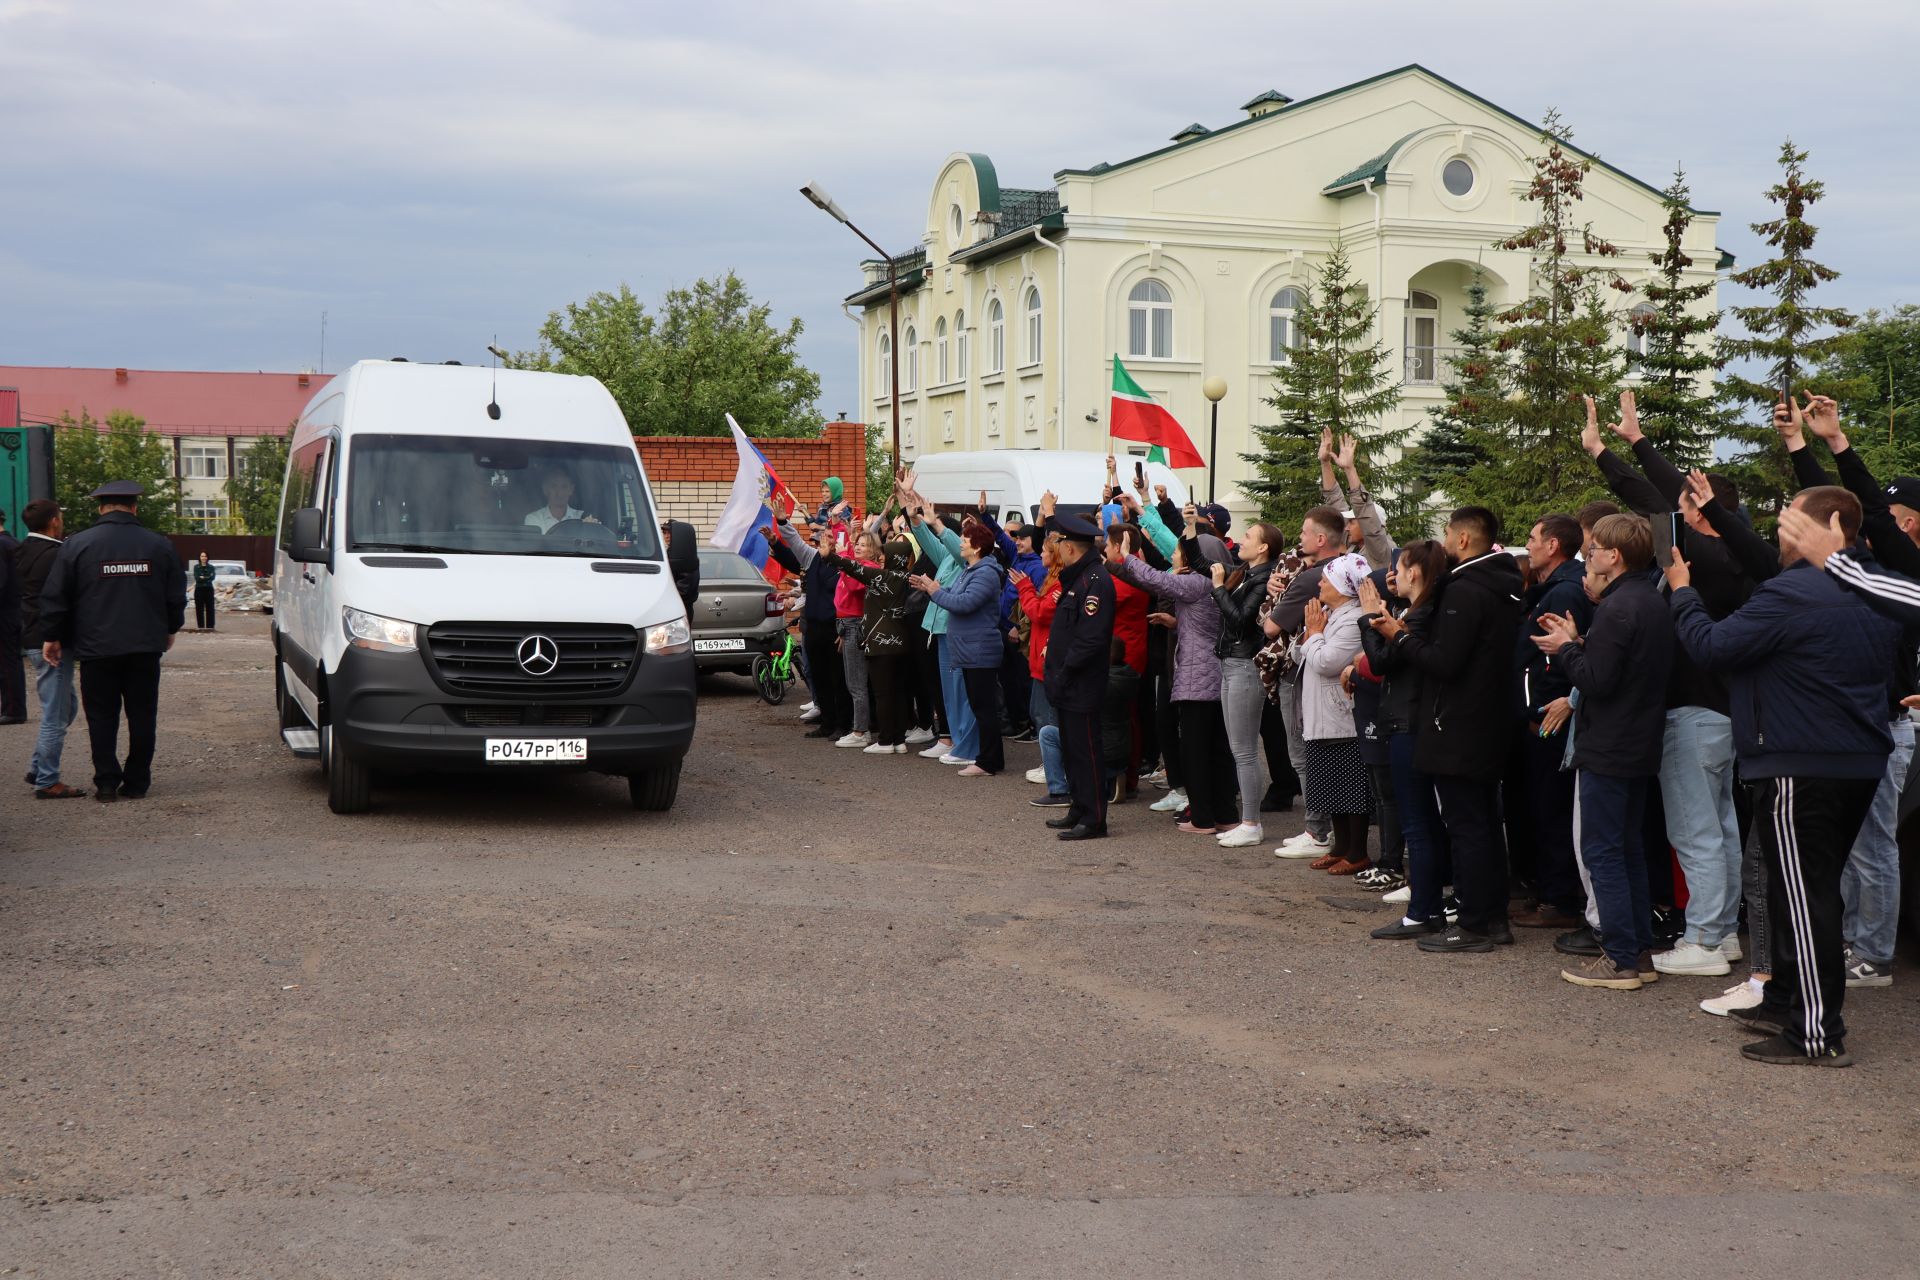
[909,450,1189,525]
[272,359,695,814]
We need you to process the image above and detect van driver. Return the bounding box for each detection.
[524,469,600,533]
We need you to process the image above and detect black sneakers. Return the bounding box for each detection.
[1740,1034,1852,1067]
[1554,926,1602,957]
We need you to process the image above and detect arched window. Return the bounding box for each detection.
[934,317,949,385]
[1404,289,1440,385]
[1128,279,1173,359]
[1627,301,1658,356]
[954,309,969,380]
[876,332,891,399]
[1269,286,1305,362]
[1024,287,1043,366]
[987,298,1005,374]
[902,323,918,392]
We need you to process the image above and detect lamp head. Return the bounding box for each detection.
[1202,377,1229,403]
[800,181,849,224]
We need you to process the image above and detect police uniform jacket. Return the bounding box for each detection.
[38,511,186,660]
[1044,551,1115,714]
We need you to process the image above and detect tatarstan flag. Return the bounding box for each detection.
[1109,356,1204,469]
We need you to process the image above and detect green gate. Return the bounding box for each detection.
[0,425,54,538]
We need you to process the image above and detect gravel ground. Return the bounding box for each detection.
[4,614,1918,1276]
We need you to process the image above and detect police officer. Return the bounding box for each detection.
[37,481,186,803]
[1042,509,1115,840]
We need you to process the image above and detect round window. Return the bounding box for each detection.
[1443,158,1475,197]
[948,204,965,247]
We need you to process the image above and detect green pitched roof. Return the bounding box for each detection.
[1241,90,1292,110]
[1171,123,1210,141]
[1321,131,1422,196]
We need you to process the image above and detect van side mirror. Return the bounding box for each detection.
[287,508,327,563]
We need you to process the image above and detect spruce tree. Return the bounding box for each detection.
[1409,269,1501,507]
[1447,112,1626,535]
[1630,168,1725,470]
[1719,140,1856,516]
[1242,242,1403,525]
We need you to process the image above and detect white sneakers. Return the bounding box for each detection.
[835,731,873,748]
[1273,831,1332,859]
[1381,884,1412,905]
[956,764,990,778]
[1025,766,1048,785]
[800,705,822,723]
[937,753,976,766]
[1149,789,1188,814]
[1216,823,1264,849]
[862,741,895,755]
[918,741,953,759]
[1652,939,1732,976]
[1699,977,1766,1017]
[903,726,935,746]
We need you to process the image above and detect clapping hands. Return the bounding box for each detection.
[1531,611,1580,655]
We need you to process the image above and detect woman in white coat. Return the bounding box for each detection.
[1298,552,1373,875]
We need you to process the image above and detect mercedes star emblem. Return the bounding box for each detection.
[516,633,559,676]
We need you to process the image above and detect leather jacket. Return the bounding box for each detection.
[1210,560,1273,660]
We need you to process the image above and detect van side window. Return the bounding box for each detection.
[279,437,332,546]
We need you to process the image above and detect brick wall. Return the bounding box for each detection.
[637,420,868,536]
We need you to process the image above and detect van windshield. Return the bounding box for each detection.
[345,434,662,559]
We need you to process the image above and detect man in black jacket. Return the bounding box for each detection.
[1370,507,1526,952]
[1534,514,1675,989]
[1511,513,1592,929]
[1044,513,1115,841]
[768,518,851,741]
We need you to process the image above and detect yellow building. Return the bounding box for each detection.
[843,64,1724,511]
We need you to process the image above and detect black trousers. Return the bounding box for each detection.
[803,618,850,734]
[960,665,1004,773]
[1432,776,1509,933]
[1060,707,1106,831]
[194,588,216,630]
[1366,760,1404,872]
[911,626,943,735]
[1501,728,1537,889]
[1156,662,1183,790]
[1176,700,1234,830]
[80,652,162,795]
[1136,665,1161,771]
[1520,726,1585,915]
[1750,775,1879,1055]
[866,652,908,747]
[0,614,24,719]
[999,641,1030,732]
[1260,698,1298,803]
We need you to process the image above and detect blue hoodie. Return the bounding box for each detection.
[1671,559,1900,780]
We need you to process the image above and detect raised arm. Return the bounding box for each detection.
[1584,393,1666,515]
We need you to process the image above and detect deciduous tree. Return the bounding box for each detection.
[52,410,182,534]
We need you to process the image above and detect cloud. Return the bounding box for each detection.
[2,0,1916,414]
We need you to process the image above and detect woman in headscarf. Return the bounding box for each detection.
[1299,552,1373,874]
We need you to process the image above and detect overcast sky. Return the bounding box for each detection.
[3,0,1915,424]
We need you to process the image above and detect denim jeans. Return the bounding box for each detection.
[1389,732,1451,923]
[1842,716,1914,967]
[1660,706,1742,946]
[29,651,79,789]
[1574,771,1653,971]
[1219,657,1265,826]
[836,616,870,733]
[937,633,977,760]
[1030,684,1066,795]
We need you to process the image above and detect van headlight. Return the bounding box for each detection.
[343,607,418,653]
[643,614,691,656]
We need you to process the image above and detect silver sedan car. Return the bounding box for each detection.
[689,549,787,673]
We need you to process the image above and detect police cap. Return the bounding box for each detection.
[90,479,145,500]
[1046,513,1101,544]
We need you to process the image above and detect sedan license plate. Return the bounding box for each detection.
[484,738,587,763]
[693,637,747,653]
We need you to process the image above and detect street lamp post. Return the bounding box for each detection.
[801,181,902,471]
[1201,376,1228,505]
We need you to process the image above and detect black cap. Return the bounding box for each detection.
[1046,513,1101,544]
[89,480,144,500]
[1201,502,1232,534]
[1885,477,1920,509]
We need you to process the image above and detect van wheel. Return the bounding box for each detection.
[627,762,681,812]
[323,723,373,814]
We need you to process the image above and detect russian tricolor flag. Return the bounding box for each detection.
[709,413,795,573]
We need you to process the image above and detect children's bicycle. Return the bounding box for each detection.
[751,631,799,705]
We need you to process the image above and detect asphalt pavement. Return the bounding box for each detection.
[4,615,1917,1277]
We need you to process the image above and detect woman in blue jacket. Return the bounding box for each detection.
[912,523,1008,777]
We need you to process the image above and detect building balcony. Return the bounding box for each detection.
[1402,345,1460,387]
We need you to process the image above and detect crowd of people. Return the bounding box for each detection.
[764,394,1920,1069]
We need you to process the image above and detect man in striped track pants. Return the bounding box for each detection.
[1667,487,1901,1066]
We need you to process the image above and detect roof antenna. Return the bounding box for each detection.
[485,339,506,419]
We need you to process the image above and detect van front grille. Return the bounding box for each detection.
[424,622,639,696]
[454,705,608,727]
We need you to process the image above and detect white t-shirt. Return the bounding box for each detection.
[525,506,585,533]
